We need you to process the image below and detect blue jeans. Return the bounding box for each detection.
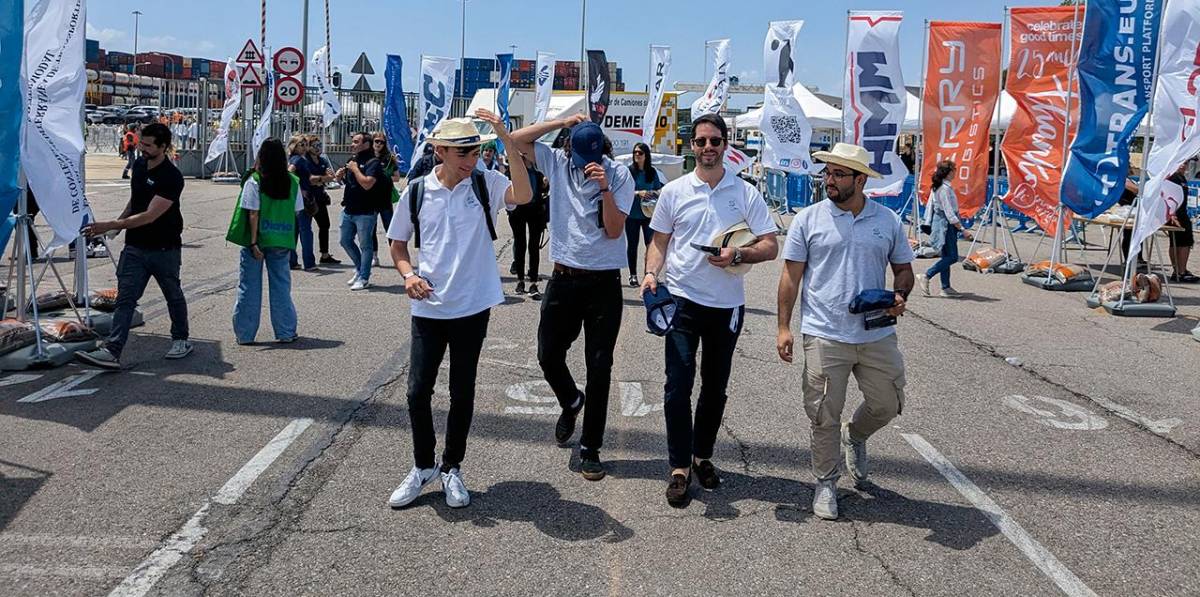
[339,213,376,281]
[233,247,298,343]
[925,223,960,289]
[291,211,316,269]
[106,246,189,357]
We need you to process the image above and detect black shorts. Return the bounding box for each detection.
[1170,204,1194,248]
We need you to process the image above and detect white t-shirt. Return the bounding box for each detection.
[534,142,634,270]
[650,170,776,308]
[387,168,513,320]
[239,176,304,212]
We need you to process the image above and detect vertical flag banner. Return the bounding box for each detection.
[1129,0,1200,261]
[534,51,555,123]
[1061,0,1163,217]
[412,55,456,165]
[918,21,1003,217]
[205,58,242,164]
[642,46,671,146]
[844,11,908,197]
[761,20,814,173]
[383,55,414,174]
[0,0,23,253]
[311,45,342,128]
[21,0,89,250]
[496,53,513,152]
[587,50,611,124]
[691,39,730,118]
[1000,6,1083,233]
[252,69,274,157]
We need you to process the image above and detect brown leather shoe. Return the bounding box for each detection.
[693,460,720,490]
[665,472,691,507]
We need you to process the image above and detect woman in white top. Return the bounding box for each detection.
[918,160,973,297]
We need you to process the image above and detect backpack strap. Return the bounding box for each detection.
[408,177,426,249]
[471,170,498,241]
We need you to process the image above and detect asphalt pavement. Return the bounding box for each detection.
[2,157,1198,596]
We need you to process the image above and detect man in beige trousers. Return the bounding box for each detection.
[775,143,915,520]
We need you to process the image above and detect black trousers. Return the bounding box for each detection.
[625,218,653,276]
[313,202,332,255]
[509,209,545,281]
[407,309,490,470]
[537,269,623,452]
[663,298,744,469]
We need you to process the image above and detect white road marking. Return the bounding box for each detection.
[108,418,314,597]
[18,371,103,403]
[1084,395,1181,435]
[503,380,559,416]
[901,433,1099,597]
[0,373,43,387]
[619,382,662,417]
[1001,395,1109,431]
[0,563,130,580]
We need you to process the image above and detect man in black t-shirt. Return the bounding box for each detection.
[76,123,192,370]
[336,132,386,290]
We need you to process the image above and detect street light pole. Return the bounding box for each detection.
[579,0,587,91]
[459,0,468,99]
[132,10,143,75]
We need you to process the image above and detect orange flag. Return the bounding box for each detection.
[918,21,1003,218]
[1000,6,1084,233]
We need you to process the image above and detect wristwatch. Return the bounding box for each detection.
[731,249,744,266]
[402,272,416,280]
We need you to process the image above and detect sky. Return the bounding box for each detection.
[86,0,1062,108]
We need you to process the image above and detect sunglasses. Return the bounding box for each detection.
[373,139,386,144]
[633,150,645,155]
[692,137,725,148]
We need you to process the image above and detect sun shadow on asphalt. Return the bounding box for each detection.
[840,484,999,550]
[0,460,52,533]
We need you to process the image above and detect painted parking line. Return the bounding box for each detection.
[107,418,314,597]
[901,433,1098,597]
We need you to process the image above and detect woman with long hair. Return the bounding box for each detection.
[304,134,340,264]
[372,131,400,266]
[918,160,973,297]
[232,137,302,343]
[286,134,318,271]
[625,142,663,287]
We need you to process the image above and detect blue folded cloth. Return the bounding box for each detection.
[848,289,897,314]
[642,285,677,336]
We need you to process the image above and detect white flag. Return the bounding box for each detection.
[691,39,730,118]
[21,0,89,250]
[1130,0,1200,264]
[411,55,457,166]
[205,58,241,164]
[761,21,814,173]
[844,11,907,197]
[251,69,274,157]
[642,46,671,146]
[311,45,341,128]
[534,51,555,123]
[723,145,753,175]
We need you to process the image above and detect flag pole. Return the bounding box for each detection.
[911,19,930,240]
[991,7,1016,260]
[841,10,850,139]
[1047,0,1085,285]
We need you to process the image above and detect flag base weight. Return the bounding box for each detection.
[1021,273,1094,292]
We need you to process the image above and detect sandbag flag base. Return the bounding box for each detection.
[961,194,1025,274]
[1083,223,1177,318]
[1019,206,1093,292]
[211,148,242,184]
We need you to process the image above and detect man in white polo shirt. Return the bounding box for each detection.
[776,143,915,521]
[641,113,779,507]
[384,110,532,510]
[510,114,635,481]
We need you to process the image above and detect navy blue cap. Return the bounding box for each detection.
[570,122,606,168]
[642,285,677,336]
[848,289,897,314]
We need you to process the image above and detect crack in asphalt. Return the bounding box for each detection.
[720,420,754,475]
[849,519,917,597]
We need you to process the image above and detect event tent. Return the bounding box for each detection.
[734,84,842,131]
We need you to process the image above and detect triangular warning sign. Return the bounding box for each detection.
[351,53,374,75]
[239,64,264,88]
[237,39,264,64]
[352,75,371,92]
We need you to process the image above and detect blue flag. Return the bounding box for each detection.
[0,0,22,255]
[1061,0,1163,217]
[496,53,513,154]
[383,55,414,174]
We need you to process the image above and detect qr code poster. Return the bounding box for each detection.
[761,85,814,173]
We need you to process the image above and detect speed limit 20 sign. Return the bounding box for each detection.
[274,76,304,106]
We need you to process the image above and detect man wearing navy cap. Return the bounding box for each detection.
[511,113,635,481]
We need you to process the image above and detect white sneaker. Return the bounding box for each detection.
[812,479,839,520]
[347,274,360,286]
[441,467,470,508]
[350,279,371,291]
[387,464,440,508]
[917,274,931,296]
[164,340,193,360]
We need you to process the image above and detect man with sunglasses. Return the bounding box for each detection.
[510,114,635,481]
[640,114,778,507]
[776,143,915,520]
[336,132,386,291]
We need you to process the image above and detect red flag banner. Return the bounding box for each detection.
[918,21,1003,218]
[999,6,1084,232]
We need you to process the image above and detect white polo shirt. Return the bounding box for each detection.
[650,170,776,308]
[534,142,634,270]
[387,168,512,320]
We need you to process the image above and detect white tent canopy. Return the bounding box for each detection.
[734,84,842,130]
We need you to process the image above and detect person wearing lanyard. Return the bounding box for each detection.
[625,142,664,287]
[510,115,635,481]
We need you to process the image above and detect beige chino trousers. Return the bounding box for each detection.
[801,333,906,481]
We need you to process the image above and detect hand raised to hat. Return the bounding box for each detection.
[584,162,609,188]
[562,112,587,128]
[474,108,512,143]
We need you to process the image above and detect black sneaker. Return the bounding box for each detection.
[319,255,342,264]
[510,262,519,276]
[515,280,526,295]
[555,393,583,444]
[693,460,720,489]
[665,472,691,507]
[528,283,542,300]
[75,346,121,370]
[1180,272,1200,284]
[580,450,606,481]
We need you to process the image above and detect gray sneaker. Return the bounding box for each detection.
[842,425,869,486]
[164,340,194,360]
[75,346,121,370]
[939,286,961,298]
[917,274,931,296]
[813,479,839,520]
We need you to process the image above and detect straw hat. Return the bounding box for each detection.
[712,222,759,275]
[427,118,496,147]
[812,142,883,179]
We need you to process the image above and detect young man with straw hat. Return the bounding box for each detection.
[640,113,778,506]
[385,110,532,509]
[510,113,635,481]
[776,142,915,520]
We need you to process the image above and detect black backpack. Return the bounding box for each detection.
[408,170,497,249]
